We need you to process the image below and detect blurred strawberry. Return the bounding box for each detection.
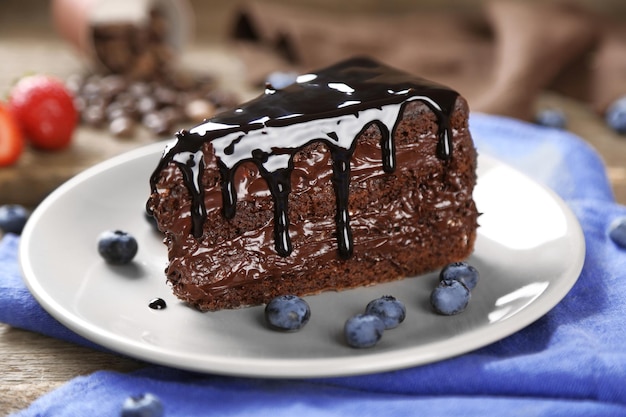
[9,74,78,150]
[0,102,24,166]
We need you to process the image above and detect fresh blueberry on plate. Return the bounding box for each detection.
[344,313,385,348]
[121,393,164,417]
[609,217,626,249]
[430,280,471,316]
[97,230,138,264]
[365,295,406,329]
[535,108,567,129]
[439,262,480,291]
[264,294,311,331]
[605,96,626,134]
[0,204,29,235]
[265,71,298,90]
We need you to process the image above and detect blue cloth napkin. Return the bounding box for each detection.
[3,113,626,416]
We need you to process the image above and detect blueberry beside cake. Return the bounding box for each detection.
[147,57,479,311]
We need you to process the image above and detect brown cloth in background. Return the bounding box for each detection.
[228,0,625,121]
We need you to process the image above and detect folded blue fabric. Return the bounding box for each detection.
[3,113,626,416]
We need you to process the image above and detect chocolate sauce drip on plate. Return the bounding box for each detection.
[258,165,294,257]
[149,57,459,258]
[149,298,167,310]
[218,159,237,220]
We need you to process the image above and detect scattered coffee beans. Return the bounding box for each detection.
[69,71,238,138]
[69,7,239,138]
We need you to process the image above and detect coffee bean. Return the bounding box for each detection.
[81,77,102,97]
[185,98,216,123]
[154,86,178,107]
[137,96,157,115]
[83,105,106,127]
[160,106,184,126]
[106,102,127,121]
[100,75,127,98]
[129,81,151,98]
[109,116,136,138]
[65,73,85,95]
[143,112,171,136]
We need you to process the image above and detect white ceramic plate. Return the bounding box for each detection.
[20,142,585,378]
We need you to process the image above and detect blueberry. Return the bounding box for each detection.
[265,71,298,90]
[365,295,406,329]
[609,217,626,248]
[439,262,480,291]
[121,393,164,417]
[0,204,29,235]
[430,280,471,315]
[97,230,138,264]
[535,108,566,129]
[344,314,385,348]
[264,295,311,331]
[605,96,626,134]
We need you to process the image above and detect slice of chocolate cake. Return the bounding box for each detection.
[147,57,479,311]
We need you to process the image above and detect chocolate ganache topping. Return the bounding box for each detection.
[149,57,460,259]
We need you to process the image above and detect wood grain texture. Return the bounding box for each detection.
[0,324,145,414]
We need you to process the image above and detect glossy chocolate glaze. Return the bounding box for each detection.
[149,57,460,259]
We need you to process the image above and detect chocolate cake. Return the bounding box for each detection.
[147,57,479,311]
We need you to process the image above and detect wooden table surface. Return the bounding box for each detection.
[3,2,626,415]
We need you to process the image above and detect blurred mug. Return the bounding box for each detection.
[51,0,193,75]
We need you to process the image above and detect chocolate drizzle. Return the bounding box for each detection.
[259,165,294,257]
[331,146,354,259]
[149,57,459,258]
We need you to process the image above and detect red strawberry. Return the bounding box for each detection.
[0,102,24,166]
[9,75,78,150]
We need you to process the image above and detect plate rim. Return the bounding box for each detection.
[19,142,586,378]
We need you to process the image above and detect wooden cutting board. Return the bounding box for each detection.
[0,126,161,207]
